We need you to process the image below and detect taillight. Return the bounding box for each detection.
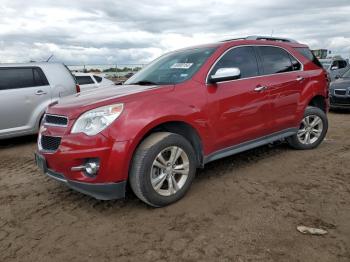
[76,84,81,93]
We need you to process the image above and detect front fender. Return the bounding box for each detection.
[30,98,54,131]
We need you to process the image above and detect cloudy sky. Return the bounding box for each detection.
[0,0,349,65]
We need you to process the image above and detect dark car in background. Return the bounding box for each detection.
[329,68,350,109]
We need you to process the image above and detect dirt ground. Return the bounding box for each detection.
[0,111,349,262]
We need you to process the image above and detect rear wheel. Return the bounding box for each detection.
[287,106,328,150]
[129,132,197,207]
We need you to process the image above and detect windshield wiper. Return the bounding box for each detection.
[130,80,158,85]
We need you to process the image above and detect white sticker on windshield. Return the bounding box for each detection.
[170,63,193,69]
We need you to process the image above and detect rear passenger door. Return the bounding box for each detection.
[0,67,51,134]
[255,46,305,133]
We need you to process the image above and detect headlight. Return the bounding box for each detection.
[71,104,124,136]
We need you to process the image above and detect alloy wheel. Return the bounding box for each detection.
[150,146,190,196]
[297,115,323,145]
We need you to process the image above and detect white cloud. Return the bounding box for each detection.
[0,0,349,64]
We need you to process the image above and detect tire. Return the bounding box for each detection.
[129,132,197,207]
[287,106,328,150]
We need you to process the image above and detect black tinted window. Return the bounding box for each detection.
[33,68,49,86]
[295,47,323,68]
[0,67,49,90]
[258,46,293,75]
[212,46,259,78]
[93,76,102,83]
[76,76,95,85]
[338,60,347,69]
[0,68,35,90]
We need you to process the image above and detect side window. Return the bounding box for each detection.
[258,46,294,75]
[338,60,347,69]
[0,68,35,90]
[211,46,259,79]
[76,76,95,85]
[332,61,339,69]
[289,54,302,71]
[33,68,49,86]
[295,47,323,68]
[93,76,103,83]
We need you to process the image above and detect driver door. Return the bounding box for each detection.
[206,46,271,152]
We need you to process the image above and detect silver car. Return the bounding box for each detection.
[0,63,78,139]
[320,58,350,81]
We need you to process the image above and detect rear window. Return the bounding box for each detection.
[76,76,95,85]
[0,67,49,90]
[295,47,323,68]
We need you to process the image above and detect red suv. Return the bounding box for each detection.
[35,36,329,207]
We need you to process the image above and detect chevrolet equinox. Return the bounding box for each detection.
[35,36,329,207]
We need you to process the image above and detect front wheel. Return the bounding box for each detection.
[129,132,197,207]
[287,106,328,150]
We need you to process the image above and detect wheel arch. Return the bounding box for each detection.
[129,120,205,170]
[307,95,327,112]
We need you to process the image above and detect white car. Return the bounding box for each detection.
[74,73,115,91]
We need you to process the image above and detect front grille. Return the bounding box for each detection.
[334,89,347,96]
[41,135,61,151]
[44,114,68,126]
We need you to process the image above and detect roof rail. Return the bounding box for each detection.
[220,35,298,43]
[245,35,298,43]
[220,37,246,42]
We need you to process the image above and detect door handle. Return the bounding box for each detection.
[254,85,268,92]
[35,90,47,95]
[296,76,305,82]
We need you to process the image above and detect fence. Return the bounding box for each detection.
[67,64,146,78]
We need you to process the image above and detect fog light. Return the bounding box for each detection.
[85,161,99,176]
[71,158,100,177]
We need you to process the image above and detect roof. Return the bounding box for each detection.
[0,62,64,67]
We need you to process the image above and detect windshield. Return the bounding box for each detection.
[125,47,217,85]
[342,68,350,78]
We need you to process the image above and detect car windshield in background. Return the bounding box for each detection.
[321,62,331,69]
[125,47,217,85]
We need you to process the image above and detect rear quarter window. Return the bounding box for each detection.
[93,76,103,83]
[295,47,323,68]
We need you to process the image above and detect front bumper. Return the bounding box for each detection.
[35,152,126,200]
[330,95,350,109]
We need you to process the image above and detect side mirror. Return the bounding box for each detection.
[331,66,339,71]
[209,68,241,83]
[335,75,341,79]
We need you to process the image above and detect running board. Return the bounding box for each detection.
[204,128,298,164]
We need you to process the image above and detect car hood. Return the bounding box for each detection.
[48,84,174,119]
[330,78,350,89]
